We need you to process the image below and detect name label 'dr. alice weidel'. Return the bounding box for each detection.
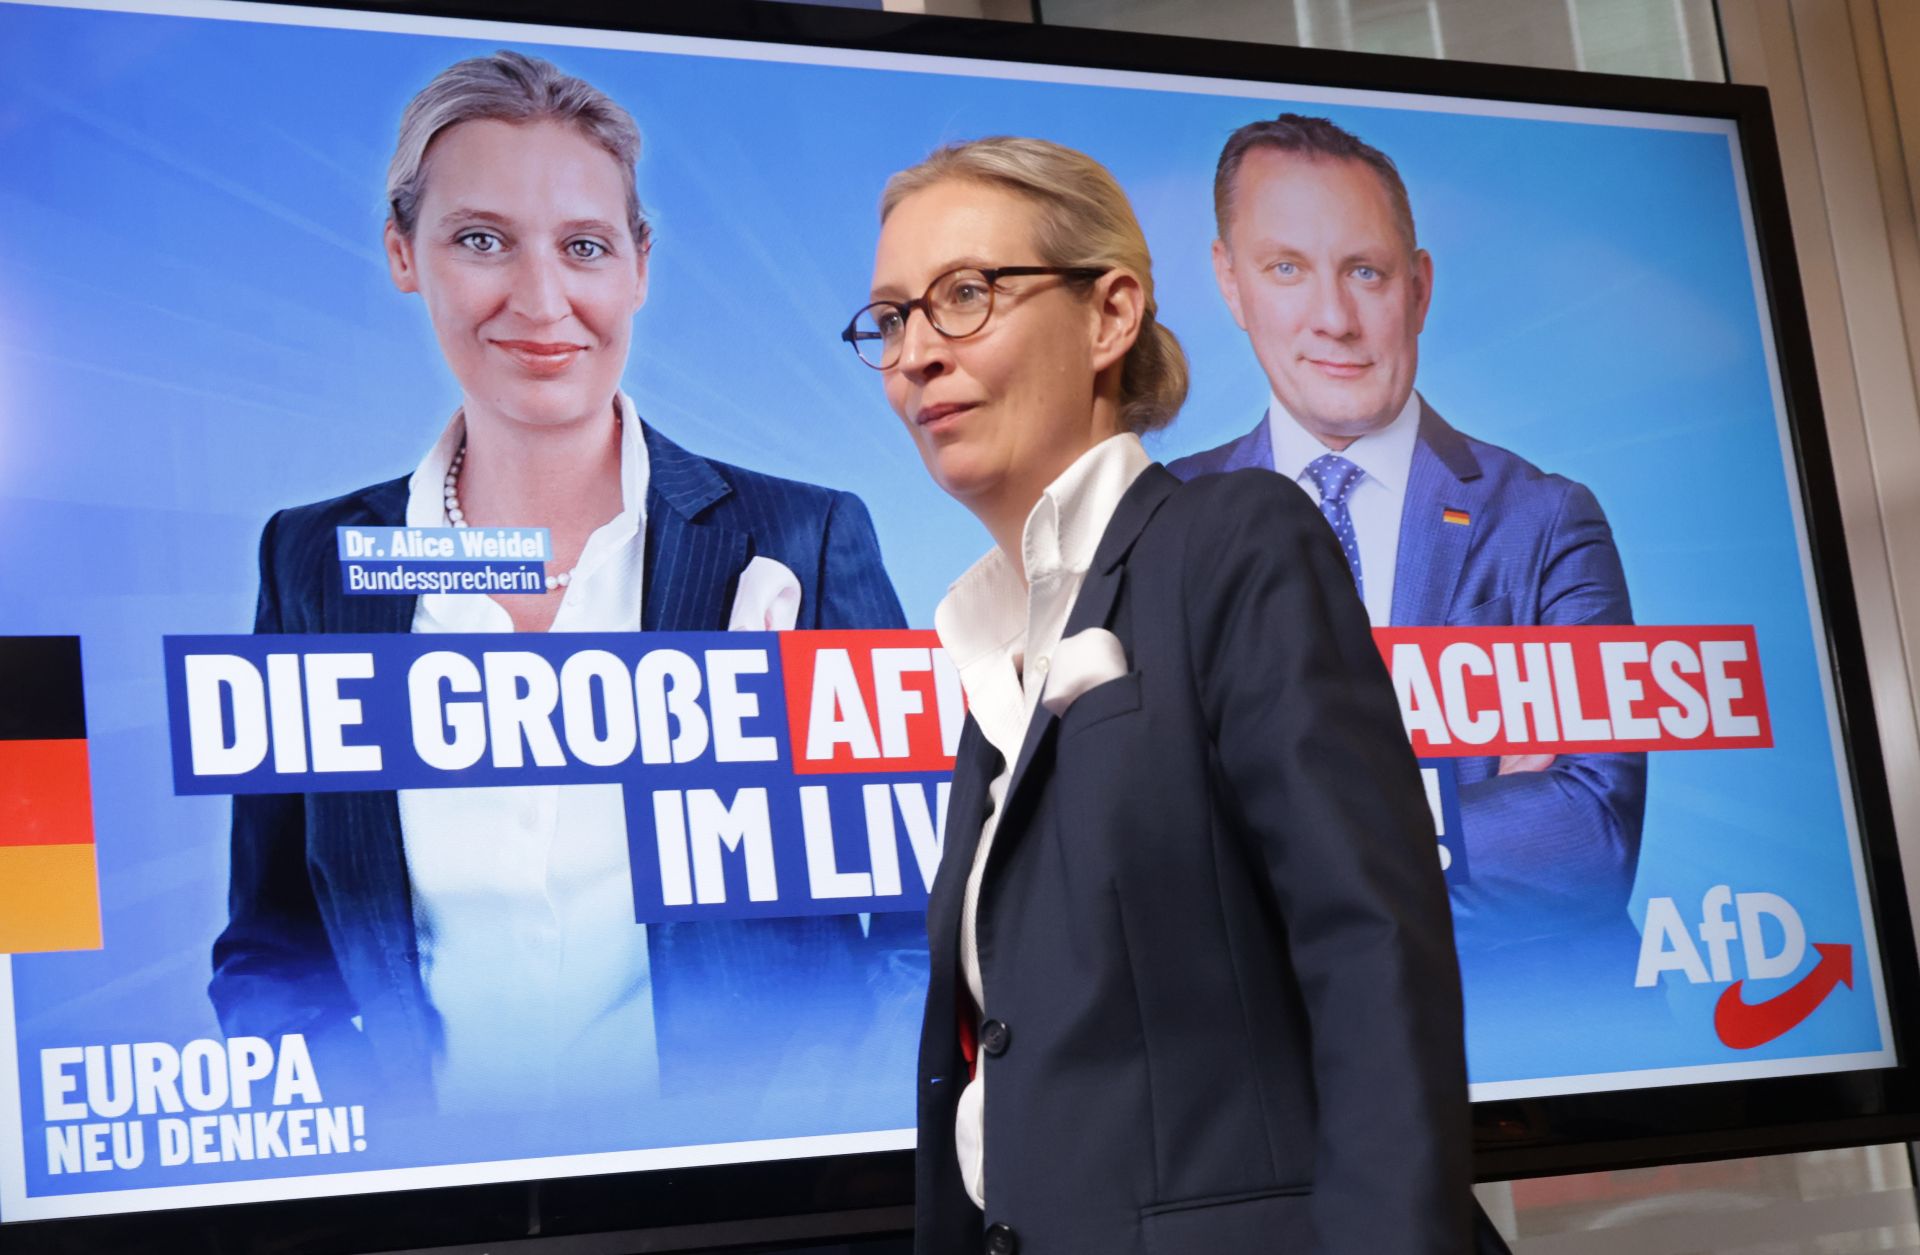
[334,525,551,596]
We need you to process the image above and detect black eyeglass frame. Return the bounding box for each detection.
[841,264,1109,369]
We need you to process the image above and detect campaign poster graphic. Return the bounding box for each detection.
[0,0,1896,1220]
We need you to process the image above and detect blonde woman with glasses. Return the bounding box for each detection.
[848,137,1474,1255]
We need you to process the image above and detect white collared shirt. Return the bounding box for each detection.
[1267,389,1422,626]
[933,432,1154,1210]
[397,393,659,1114]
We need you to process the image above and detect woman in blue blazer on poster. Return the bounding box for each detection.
[210,51,906,1121]
[846,136,1473,1254]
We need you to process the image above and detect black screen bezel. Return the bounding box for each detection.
[5,0,1917,1249]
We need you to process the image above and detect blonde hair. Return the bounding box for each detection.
[387,50,650,249]
[880,137,1188,435]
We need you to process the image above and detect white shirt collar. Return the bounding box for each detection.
[405,391,650,537]
[935,433,1153,669]
[1267,387,1423,496]
[404,392,651,632]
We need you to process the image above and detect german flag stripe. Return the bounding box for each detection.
[0,636,102,954]
[0,635,86,741]
[0,846,102,953]
[0,740,94,846]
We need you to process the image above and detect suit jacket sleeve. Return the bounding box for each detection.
[1453,480,1647,929]
[208,511,367,1068]
[814,489,907,630]
[1182,473,1471,1254]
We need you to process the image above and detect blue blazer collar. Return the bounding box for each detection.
[363,476,410,525]
[1413,400,1482,484]
[1390,400,1488,627]
[640,421,752,632]
[1221,412,1274,473]
[643,421,733,520]
[337,477,416,634]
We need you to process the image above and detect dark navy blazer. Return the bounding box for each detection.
[1168,402,1646,949]
[209,421,907,1097]
[916,466,1470,1255]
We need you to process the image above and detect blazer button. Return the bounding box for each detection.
[985,1222,1018,1255]
[979,1019,1010,1057]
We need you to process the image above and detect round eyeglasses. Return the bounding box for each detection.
[842,265,1108,370]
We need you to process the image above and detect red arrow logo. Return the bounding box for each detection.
[1714,943,1853,1049]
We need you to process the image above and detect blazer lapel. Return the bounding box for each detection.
[335,478,416,634]
[927,719,997,960]
[1221,411,1275,473]
[310,475,418,1028]
[640,423,752,632]
[994,465,1177,837]
[1390,401,1486,628]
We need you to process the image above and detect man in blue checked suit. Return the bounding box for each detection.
[1170,113,1645,959]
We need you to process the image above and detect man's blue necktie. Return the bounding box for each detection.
[1304,452,1366,602]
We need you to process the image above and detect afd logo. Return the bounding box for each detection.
[1635,885,1854,1049]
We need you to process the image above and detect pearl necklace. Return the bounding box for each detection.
[443,417,621,593]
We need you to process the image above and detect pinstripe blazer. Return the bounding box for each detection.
[1168,400,1646,949]
[209,420,907,1099]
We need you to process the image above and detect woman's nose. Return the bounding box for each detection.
[508,251,572,324]
[894,306,949,380]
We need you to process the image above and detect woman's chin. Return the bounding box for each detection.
[924,451,1002,508]
[471,381,618,430]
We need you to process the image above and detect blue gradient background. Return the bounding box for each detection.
[0,0,1891,1206]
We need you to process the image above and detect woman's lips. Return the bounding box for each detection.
[494,340,586,377]
[915,401,977,430]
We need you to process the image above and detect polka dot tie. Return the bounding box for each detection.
[1304,452,1365,602]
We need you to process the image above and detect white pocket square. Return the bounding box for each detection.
[1041,627,1129,717]
[727,556,802,631]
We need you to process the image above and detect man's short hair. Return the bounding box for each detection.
[1213,113,1418,254]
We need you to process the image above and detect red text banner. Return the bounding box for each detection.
[1375,625,1772,757]
[780,630,961,775]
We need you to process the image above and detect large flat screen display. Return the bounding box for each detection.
[0,0,1910,1231]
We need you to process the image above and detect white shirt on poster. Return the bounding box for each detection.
[396,393,658,1114]
[1266,388,1422,626]
[933,432,1154,1209]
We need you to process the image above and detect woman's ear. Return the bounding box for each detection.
[631,236,651,314]
[384,220,420,295]
[1088,269,1146,376]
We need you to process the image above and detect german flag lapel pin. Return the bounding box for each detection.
[1442,508,1471,527]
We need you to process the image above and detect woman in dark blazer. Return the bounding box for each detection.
[210,51,906,1120]
[847,137,1473,1253]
